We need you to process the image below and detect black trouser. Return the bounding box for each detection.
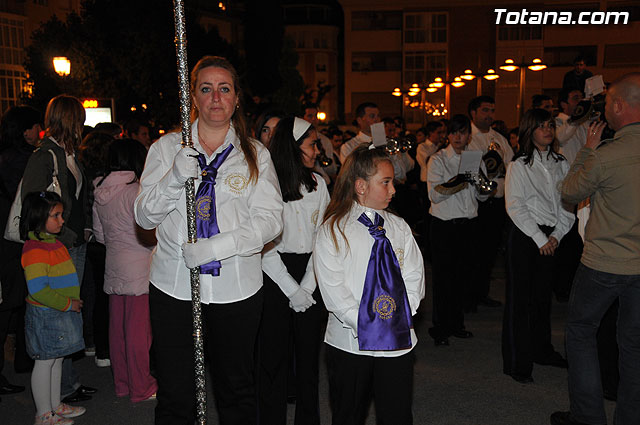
[81,241,109,358]
[473,197,506,306]
[552,219,583,298]
[430,216,476,338]
[149,285,263,425]
[325,345,414,425]
[502,223,556,377]
[257,253,326,425]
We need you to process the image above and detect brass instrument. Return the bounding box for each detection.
[316,141,333,167]
[465,169,497,196]
[384,136,413,155]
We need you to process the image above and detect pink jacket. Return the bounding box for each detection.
[93,171,153,296]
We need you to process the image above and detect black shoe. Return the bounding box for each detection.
[77,385,98,395]
[62,389,92,403]
[510,374,534,384]
[452,330,474,339]
[0,383,25,394]
[550,411,592,425]
[478,296,502,307]
[535,352,568,369]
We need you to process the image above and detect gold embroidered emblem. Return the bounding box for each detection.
[311,209,319,226]
[373,294,396,320]
[394,249,404,268]
[196,196,212,221]
[224,173,248,194]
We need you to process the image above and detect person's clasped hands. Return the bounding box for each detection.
[288,286,315,313]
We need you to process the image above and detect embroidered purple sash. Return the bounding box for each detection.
[195,144,234,276]
[357,212,412,350]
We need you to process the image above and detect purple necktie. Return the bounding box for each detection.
[357,212,413,351]
[195,144,234,276]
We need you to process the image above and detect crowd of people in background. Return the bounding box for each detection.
[0,54,639,425]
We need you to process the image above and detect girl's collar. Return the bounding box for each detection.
[27,231,57,242]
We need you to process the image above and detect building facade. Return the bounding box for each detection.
[340,0,640,128]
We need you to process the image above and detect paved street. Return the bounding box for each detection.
[2,256,616,424]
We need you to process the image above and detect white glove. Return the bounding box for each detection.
[288,286,315,313]
[172,147,199,186]
[181,238,215,269]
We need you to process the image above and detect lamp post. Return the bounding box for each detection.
[52,57,70,77]
[459,68,501,96]
[499,57,547,122]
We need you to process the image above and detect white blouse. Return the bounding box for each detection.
[262,174,330,296]
[313,203,425,357]
[134,120,283,304]
[427,144,489,221]
[505,150,575,248]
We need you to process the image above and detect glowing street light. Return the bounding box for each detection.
[53,57,70,77]
[483,69,500,80]
[499,57,548,122]
[460,69,476,80]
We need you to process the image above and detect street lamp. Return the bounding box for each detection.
[53,57,70,77]
[499,57,547,121]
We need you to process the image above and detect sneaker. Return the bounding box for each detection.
[54,403,86,418]
[34,411,73,425]
[84,346,96,357]
[95,357,111,367]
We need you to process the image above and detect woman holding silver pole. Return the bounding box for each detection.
[134,56,283,425]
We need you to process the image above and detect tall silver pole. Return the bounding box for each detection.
[172,1,207,424]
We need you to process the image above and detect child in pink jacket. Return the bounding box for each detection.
[92,138,157,402]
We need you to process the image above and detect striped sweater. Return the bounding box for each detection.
[22,231,80,311]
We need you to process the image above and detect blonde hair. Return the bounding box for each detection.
[322,145,390,250]
[190,56,258,183]
[44,95,85,154]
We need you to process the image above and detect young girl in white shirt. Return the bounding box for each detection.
[502,108,575,384]
[258,116,330,425]
[314,145,425,425]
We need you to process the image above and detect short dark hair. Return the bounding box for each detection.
[19,191,63,240]
[468,96,495,116]
[532,94,552,108]
[558,89,583,109]
[0,105,41,150]
[301,102,318,112]
[355,102,378,119]
[425,121,443,136]
[94,122,123,138]
[448,114,471,135]
[382,117,395,125]
[268,115,317,202]
[573,55,585,64]
[124,119,148,136]
[106,138,148,181]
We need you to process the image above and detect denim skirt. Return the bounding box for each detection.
[25,303,85,360]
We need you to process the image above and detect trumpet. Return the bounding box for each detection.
[464,169,497,196]
[384,136,413,155]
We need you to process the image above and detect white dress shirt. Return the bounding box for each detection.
[416,141,438,182]
[427,144,489,220]
[262,174,330,296]
[314,203,425,357]
[389,151,415,183]
[505,151,575,248]
[468,123,513,198]
[339,131,370,164]
[134,120,284,304]
[555,112,588,165]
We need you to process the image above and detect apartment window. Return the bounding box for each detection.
[607,4,640,22]
[0,70,27,113]
[404,12,447,44]
[352,11,402,30]
[498,25,542,41]
[544,46,597,67]
[352,51,402,72]
[404,51,446,84]
[604,43,640,67]
[0,19,25,66]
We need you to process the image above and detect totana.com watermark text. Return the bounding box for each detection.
[494,8,629,25]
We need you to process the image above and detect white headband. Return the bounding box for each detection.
[293,117,312,142]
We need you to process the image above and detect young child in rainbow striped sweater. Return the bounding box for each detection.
[20,191,86,425]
